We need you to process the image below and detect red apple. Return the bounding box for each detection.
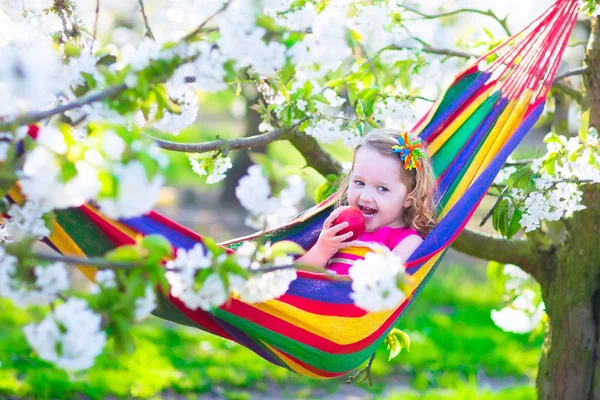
[332,207,366,242]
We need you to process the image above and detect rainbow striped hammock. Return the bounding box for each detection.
[8,0,579,379]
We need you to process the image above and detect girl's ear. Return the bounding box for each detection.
[403,195,413,208]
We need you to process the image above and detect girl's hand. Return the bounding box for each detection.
[314,207,356,258]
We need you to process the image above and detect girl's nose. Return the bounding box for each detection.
[359,189,375,202]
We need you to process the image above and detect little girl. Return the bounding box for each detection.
[297,129,437,274]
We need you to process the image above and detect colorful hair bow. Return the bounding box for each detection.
[391,132,427,171]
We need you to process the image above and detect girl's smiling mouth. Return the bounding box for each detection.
[359,205,378,218]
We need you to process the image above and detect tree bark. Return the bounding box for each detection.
[535,17,600,399]
[536,185,600,400]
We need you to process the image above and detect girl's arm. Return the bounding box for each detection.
[296,206,355,269]
[391,234,423,263]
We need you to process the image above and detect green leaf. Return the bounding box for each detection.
[60,161,78,183]
[507,208,522,239]
[544,132,563,145]
[310,94,330,104]
[493,197,510,235]
[42,210,56,232]
[498,198,511,237]
[141,234,173,260]
[483,26,495,41]
[325,78,344,88]
[579,109,590,141]
[281,106,293,127]
[356,100,366,119]
[106,245,143,263]
[507,165,530,190]
[385,328,410,361]
[269,241,306,257]
[314,174,339,203]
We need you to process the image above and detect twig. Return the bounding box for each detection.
[399,4,511,37]
[183,1,232,42]
[357,41,380,87]
[0,84,127,131]
[346,353,376,386]
[138,0,156,40]
[480,187,508,227]
[90,0,100,53]
[32,252,141,270]
[505,158,534,166]
[555,67,588,81]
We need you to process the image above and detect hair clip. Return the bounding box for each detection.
[391,132,427,171]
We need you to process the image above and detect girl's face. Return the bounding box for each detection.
[348,147,412,232]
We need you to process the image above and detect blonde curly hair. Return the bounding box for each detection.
[335,129,438,236]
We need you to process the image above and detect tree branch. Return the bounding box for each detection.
[555,67,588,81]
[32,252,141,270]
[0,84,127,131]
[149,126,291,154]
[138,0,156,40]
[90,0,100,53]
[551,80,583,104]
[399,5,512,37]
[286,131,342,176]
[451,227,542,280]
[389,44,476,60]
[183,1,231,41]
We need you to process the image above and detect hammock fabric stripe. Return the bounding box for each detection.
[7,0,579,379]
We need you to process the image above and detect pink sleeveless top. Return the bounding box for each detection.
[326,226,421,275]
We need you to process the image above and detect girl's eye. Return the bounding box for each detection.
[378,186,388,192]
[353,180,364,186]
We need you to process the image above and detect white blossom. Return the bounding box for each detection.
[491,290,545,334]
[166,244,239,311]
[235,165,273,215]
[373,97,416,130]
[235,166,305,229]
[271,1,317,31]
[236,267,296,303]
[98,161,165,219]
[134,285,157,321]
[216,0,286,77]
[290,4,351,81]
[5,200,52,241]
[234,241,297,303]
[95,270,117,288]
[0,249,69,308]
[494,166,517,184]
[0,141,10,162]
[305,118,346,144]
[190,153,233,184]
[349,252,407,311]
[120,40,163,71]
[0,40,61,116]
[24,298,107,371]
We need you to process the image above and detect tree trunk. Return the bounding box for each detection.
[536,16,600,398]
[536,186,600,399]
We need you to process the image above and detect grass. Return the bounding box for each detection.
[0,262,542,399]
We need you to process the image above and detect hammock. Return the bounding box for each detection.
[7,0,579,379]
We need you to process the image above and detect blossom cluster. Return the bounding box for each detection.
[235,165,306,230]
[165,241,297,310]
[512,133,600,232]
[349,251,408,312]
[490,264,545,334]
